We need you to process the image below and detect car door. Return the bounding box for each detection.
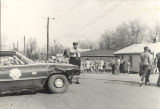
[0,55,33,90]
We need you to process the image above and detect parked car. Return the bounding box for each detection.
[0,51,80,94]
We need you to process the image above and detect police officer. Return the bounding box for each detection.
[69,42,81,84]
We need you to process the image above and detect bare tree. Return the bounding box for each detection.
[79,40,97,50]
[128,20,147,43]
[49,39,64,56]
[1,36,8,50]
[147,21,160,42]
[26,38,37,59]
[99,19,147,50]
[99,31,116,50]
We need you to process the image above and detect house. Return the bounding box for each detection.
[114,42,160,72]
[81,49,116,65]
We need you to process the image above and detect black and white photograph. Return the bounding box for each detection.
[0,0,160,109]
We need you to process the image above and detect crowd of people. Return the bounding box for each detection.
[110,56,132,75]
[80,56,131,74]
[80,57,130,74]
[80,58,109,72]
[139,46,160,86]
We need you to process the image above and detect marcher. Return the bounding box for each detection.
[139,61,143,77]
[127,60,131,74]
[98,58,104,72]
[103,63,107,72]
[120,57,125,73]
[111,57,115,75]
[145,49,153,85]
[92,63,96,72]
[85,58,90,72]
[80,62,85,73]
[139,46,151,86]
[69,42,81,84]
[90,61,93,72]
[115,57,120,74]
[95,58,99,72]
[156,52,160,86]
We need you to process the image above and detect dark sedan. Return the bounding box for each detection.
[0,51,80,94]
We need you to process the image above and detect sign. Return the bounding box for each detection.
[9,68,22,80]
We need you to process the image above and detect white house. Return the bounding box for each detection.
[114,42,160,72]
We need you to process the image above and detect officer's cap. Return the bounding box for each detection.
[144,46,148,50]
[73,42,78,45]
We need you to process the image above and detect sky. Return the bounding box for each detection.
[1,0,160,50]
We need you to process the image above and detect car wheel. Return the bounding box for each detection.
[48,74,69,94]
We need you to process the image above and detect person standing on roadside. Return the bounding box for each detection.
[95,58,99,72]
[156,52,160,86]
[111,57,115,75]
[145,49,154,85]
[85,58,90,72]
[99,58,104,72]
[139,46,151,86]
[103,62,107,72]
[127,60,131,74]
[115,57,120,75]
[120,57,125,74]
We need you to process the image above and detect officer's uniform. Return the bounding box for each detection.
[69,48,81,68]
[69,42,81,84]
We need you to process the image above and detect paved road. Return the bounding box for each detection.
[0,73,159,109]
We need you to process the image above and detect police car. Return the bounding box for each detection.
[0,51,80,94]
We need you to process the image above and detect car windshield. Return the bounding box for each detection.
[16,52,34,64]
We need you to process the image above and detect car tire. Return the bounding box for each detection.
[48,74,69,94]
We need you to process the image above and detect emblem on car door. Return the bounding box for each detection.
[9,68,22,80]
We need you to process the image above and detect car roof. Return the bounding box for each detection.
[0,51,16,56]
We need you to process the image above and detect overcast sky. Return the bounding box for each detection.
[1,0,160,50]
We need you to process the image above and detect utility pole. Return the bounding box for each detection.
[46,17,55,61]
[47,17,49,60]
[24,36,26,55]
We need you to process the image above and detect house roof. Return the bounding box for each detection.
[114,42,160,55]
[81,49,116,57]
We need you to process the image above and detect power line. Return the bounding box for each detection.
[57,0,84,20]
[79,1,122,32]
[57,0,116,22]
